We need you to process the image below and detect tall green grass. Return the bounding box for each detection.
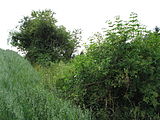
[35,61,76,94]
[0,49,91,120]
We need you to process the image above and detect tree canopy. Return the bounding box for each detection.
[9,9,79,64]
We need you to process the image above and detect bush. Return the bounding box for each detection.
[54,13,160,119]
[0,49,91,120]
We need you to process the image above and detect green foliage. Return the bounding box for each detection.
[53,13,160,119]
[35,61,85,106]
[9,11,160,119]
[35,62,75,93]
[0,49,91,120]
[9,9,80,64]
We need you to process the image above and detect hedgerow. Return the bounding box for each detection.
[53,13,160,119]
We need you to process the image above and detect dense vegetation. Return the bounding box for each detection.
[36,13,160,119]
[9,10,80,64]
[0,49,91,120]
[3,10,160,119]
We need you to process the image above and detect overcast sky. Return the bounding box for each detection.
[0,0,160,50]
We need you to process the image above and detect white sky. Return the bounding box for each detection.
[0,0,160,51]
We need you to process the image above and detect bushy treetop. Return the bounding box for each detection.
[9,9,80,64]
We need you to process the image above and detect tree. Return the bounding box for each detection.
[9,9,79,64]
[155,26,160,33]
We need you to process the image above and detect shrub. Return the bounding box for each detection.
[0,49,91,120]
[54,13,160,119]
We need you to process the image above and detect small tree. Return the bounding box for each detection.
[9,9,79,64]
